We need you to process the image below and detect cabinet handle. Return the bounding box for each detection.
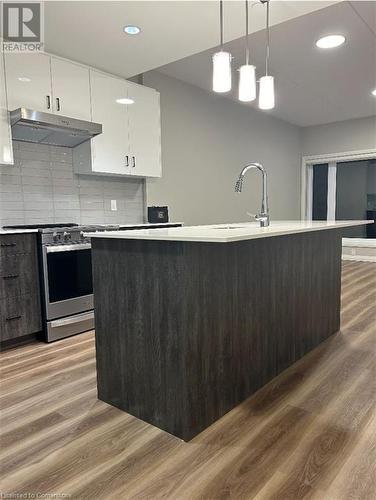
[56,97,61,112]
[46,95,51,110]
[0,243,16,247]
[132,156,136,168]
[125,155,129,167]
[6,315,21,321]
[3,275,19,280]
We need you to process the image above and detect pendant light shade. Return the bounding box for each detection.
[212,1,232,93]
[212,51,232,93]
[258,0,275,110]
[258,75,275,109]
[238,64,256,102]
[238,1,256,102]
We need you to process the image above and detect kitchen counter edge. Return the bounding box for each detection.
[85,220,374,244]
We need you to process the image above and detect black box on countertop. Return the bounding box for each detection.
[147,206,169,223]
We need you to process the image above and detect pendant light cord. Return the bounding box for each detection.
[245,0,249,65]
[265,0,270,76]
[220,0,224,48]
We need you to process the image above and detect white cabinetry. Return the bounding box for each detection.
[50,58,91,121]
[4,53,161,178]
[75,71,161,178]
[127,82,161,178]
[4,54,91,121]
[89,70,131,175]
[0,52,13,165]
[4,53,52,113]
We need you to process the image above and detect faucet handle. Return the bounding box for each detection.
[247,212,270,227]
[246,212,257,220]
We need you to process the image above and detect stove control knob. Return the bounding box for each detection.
[63,231,71,241]
[53,232,59,242]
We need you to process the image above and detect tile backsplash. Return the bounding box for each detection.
[0,141,145,227]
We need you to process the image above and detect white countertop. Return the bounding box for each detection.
[86,220,373,244]
[0,229,38,235]
[119,222,183,228]
[0,222,182,235]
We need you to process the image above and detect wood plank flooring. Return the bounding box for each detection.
[0,260,375,499]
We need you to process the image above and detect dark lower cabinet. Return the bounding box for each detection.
[0,234,42,348]
[0,294,41,341]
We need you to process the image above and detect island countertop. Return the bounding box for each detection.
[86,220,372,243]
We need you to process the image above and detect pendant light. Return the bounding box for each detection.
[212,1,232,93]
[258,0,275,110]
[238,0,256,102]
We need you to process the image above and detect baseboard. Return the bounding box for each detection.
[342,255,376,263]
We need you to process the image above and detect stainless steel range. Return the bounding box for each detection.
[3,223,119,341]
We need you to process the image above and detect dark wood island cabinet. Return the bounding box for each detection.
[88,220,371,440]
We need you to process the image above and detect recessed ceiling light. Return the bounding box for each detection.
[18,77,31,82]
[316,35,345,49]
[123,25,141,35]
[116,98,135,105]
[372,89,376,97]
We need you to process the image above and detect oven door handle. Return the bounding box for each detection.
[46,243,92,253]
[50,311,94,328]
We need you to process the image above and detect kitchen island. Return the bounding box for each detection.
[87,220,371,440]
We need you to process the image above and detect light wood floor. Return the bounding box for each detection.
[0,261,375,499]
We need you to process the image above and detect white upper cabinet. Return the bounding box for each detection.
[4,53,52,113]
[88,70,131,175]
[77,71,162,178]
[127,82,161,178]
[4,52,161,178]
[0,52,13,165]
[4,54,91,121]
[50,58,91,121]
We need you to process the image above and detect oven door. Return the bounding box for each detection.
[42,243,94,321]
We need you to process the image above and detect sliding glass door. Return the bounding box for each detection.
[308,158,376,238]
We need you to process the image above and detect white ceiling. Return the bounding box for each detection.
[44,1,376,127]
[45,1,338,78]
[157,1,376,127]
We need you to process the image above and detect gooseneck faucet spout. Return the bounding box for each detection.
[235,162,270,227]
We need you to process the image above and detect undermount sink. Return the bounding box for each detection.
[212,225,250,230]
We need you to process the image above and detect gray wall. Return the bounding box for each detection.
[301,116,376,156]
[0,141,144,227]
[144,71,302,226]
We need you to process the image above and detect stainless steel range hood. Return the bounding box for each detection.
[10,108,102,148]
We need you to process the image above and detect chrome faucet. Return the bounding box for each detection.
[235,163,270,227]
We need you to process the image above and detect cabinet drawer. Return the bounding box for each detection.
[0,255,39,299]
[0,294,41,341]
[0,234,37,257]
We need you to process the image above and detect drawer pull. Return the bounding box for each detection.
[5,315,22,321]
[0,243,16,247]
[3,275,19,280]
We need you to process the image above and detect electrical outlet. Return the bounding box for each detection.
[110,199,117,211]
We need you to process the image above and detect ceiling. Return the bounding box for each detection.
[44,1,338,78]
[157,1,376,127]
[44,1,376,128]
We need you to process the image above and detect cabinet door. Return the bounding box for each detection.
[4,53,52,112]
[127,83,162,178]
[51,58,91,121]
[0,53,13,165]
[90,70,131,175]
